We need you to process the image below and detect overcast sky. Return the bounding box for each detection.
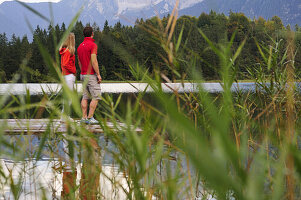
[0,0,61,4]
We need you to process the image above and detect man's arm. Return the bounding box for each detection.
[91,54,102,83]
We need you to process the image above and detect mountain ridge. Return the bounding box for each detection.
[182,0,300,26]
[0,0,300,38]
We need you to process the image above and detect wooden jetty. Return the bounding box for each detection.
[0,119,142,135]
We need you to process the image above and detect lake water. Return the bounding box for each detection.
[0,82,258,96]
[1,82,300,96]
[1,82,301,96]
[0,134,213,200]
[0,135,129,199]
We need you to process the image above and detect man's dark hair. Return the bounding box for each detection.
[83,26,93,37]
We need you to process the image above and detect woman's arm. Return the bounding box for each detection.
[61,51,70,68]
[62,51,76,74]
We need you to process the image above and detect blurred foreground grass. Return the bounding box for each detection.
[0,1,300,199]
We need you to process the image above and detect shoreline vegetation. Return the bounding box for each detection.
[0,1,300,199]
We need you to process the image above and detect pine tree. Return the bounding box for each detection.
[0,33,8,82]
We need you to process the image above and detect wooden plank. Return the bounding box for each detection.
[0,119,142,135]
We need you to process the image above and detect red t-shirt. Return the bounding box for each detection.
[77,37,98,75]
[59,48,76,75]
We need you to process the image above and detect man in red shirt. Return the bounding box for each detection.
[77,26,102,124]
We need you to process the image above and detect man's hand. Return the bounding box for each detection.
[97,74,102,83]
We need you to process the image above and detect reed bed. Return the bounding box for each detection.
[0,1,300,199]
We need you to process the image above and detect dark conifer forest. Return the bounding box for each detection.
[0,12,300,83]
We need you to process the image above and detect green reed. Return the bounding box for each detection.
[0,1,300,199]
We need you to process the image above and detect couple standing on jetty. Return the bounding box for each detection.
[59,27,102,199]
[59,26,102,124]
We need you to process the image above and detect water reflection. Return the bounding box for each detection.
[0,134,215,199]
[0,135,128,200]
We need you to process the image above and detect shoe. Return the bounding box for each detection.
[88,117,99,125]
[80,118,89,124]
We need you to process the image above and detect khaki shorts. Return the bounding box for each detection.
[81,75,101,100]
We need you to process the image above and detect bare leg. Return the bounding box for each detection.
[81,99,88,119]
[80,140,101,200]
[87,99,98,119]
[62,74,75,115]
[61,170,77,199]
